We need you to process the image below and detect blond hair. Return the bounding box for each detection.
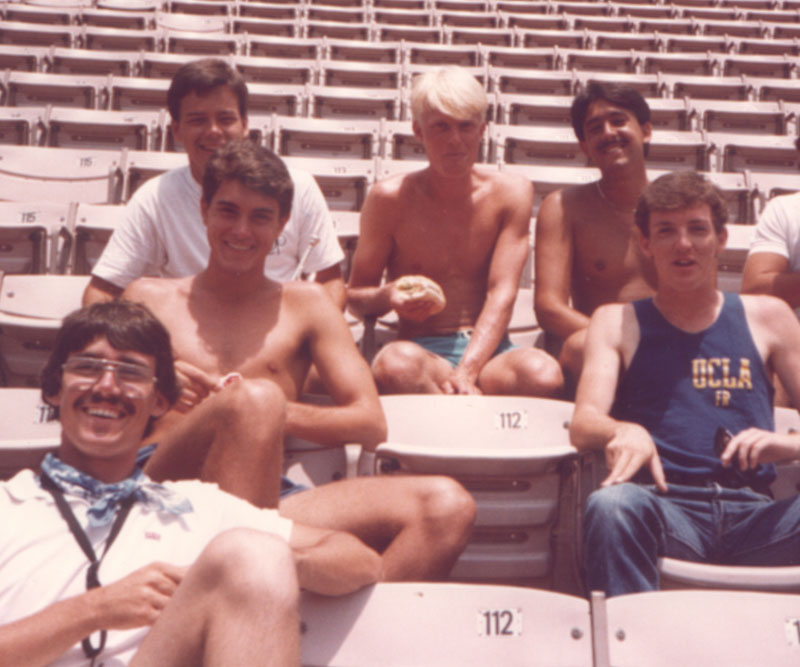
[410,66,487,123]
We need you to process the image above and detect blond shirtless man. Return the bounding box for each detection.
[534,82,657,383]
[123,140,476,581]
[348,66,563,396]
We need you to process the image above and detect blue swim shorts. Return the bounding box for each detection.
[412,330,516,368]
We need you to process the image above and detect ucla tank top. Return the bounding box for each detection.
[612,292,775,490]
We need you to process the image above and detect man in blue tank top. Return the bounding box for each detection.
[572,171,800,597]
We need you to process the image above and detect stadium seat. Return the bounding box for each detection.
[0,387,59,479]
[711,132,800,173]
[0,145,124,204]
[244,34,319,60]
[691,99,789,135]
[0,274,89,387]
[301,582,593,667]
[645,129,711,172]
[492,124,584,167]
[1,71,105,110]
[373,395,582,590]
[121,149,186,200]
[0,45,44,73]
[233,55,318,87]
[324,39,403,65]
[0,201,71,275]
[500,163,601,220]
[82,25,161,52]
[304,19,372,42]
[69,202,126,275]
[43,106,164,152]
[491,67,576,97]
[0,107,42,146]
[318,60,403,90]
[46,47,136,77]
[591,589,800,667]
[282,156,376,212]
[284,434,349,490]
[275,116,380,160]
[496,93,574,127]
[0,20,80,49]
[307,85,402,121]
[109,76,170,112]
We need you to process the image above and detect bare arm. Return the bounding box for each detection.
[313,265,346,310]
[286,284,387,450]
[448,175,533,393]
[0,563,183,667]
[346,180,399,319]
[569,304,666,490]
[290,524,383,596]
[534,189,591,338]
[82,275,123,306]
[741,252,800,309]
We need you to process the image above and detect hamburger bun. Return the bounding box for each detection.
[395,274,446,314]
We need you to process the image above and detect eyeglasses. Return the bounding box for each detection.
[62,356,156,395]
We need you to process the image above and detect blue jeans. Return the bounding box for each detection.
[583,482,800,597]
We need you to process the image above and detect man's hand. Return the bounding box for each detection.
[439,367,481,395]
[92,562,186,630]
[388,276,446,323]
[721,428,800,470]
[602,422,667,492]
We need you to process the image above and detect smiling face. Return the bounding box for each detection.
[579,99,651,170]
[640,202,727,291]
[202,178,288,275]
[50,336,168,481]
[413,108,485,177]
[172,85,248,183]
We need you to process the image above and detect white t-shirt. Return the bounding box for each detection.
[749,191,800,317]
[92,166,344,288]
[0,469,293,667]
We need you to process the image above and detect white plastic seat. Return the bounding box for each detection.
[492,124,583,167]
[69,202,126,275]
[0,201,72,275]
[46,46,136,77]
[301,582,593,667]
[275,116,380,160]
[318,60,402,91]
[0,20,80,49]
[233,55,318,87]
[121,149,186,200]
[0,145,124,204]
[282,156,376,212]
[0,107,42,146]
[109,76,170,112]
[0,387,59,479]
[303,19,372,42]
[1,71,105,110]
[44,106,164,152]
[691,99,789,135]
[490,67,576,97]
[711,132,800,174]
[82,25,161,52]
[0,274,90,386]
[307,85,402,121]
[500,162,601,220]
[374,394,581,589]
[646,128,711,172]
[592,589,800,667]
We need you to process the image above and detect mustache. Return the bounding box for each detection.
[597,137,625,151]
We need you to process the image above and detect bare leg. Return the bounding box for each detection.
[478,347,564,397]
[371,341,455,394]
[557,329,588,387]
[279,475,476,581]
[145,378,287,507]
[131,529,300,667]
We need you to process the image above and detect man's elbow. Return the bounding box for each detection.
[82,276,123,306]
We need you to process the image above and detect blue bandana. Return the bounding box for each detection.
[39,453,193,528]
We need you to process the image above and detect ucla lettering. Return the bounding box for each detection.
[692,358,753,391]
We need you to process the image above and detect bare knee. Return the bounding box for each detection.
[372,342,431,393]
[411,476,476,538]
[194,528,298,610]
[482,349,564,397]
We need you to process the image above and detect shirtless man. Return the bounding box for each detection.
[348,66,563,396]
[83,57,346,308]
[534,82,657,383]
[123,140,476,582]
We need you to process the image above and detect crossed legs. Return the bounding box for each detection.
[131,528,299,667]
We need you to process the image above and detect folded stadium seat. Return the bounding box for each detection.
[404,42,480,66]
[572,16,635,33]
[612,2,675,20]
[495,0,551,14]
[641,52,719,77]
[46,47,137,77]
[737,36,800,57]
[382,117,489,162]
[306,4,371,24]
[746,7,800,23]
[233,55,318,86]
[445,26,516,48]
[301,583,593,667]
[635,16,697,35]
[499,12,569,33]
[774,23,800,41]
[592,30,663,52]
[645,129,711,172]
[68,202,126,275]
[318,60,403,90]
[324,38,403,65]
[0,387,59,479]
[5,4,77,26]
[1,71,106,110]
[0,107,42,146]
[668,73,752,101]
[0,201,72,275]
[702,171,757,226]
[329,209,360,282]
[0,274,90,387]
[574,71,666,100]
[691,98,790,135]
[121,148,186,200]
[645,97,694,131]
[0,145,124,204]
[496,93,574,127]
[244,82,307,117]
[518,28,589,50]
[716,220,756,290]
[82,25,162,52]
[0,20,80,49]
[750,172,800,212]
[722,53,797,80]
[500,163,601,220]
[700,18,770,39]
[491,67,577,97]
[492,124,585,168]
[303,19,373,42]
[138,51,210,80]
[436,8,502,29]
[108,76,169,114]
[44,106,164,152]
[372,395,582,591]
[97,0,164,9]
[168,0,232,16]
[275,116,380,160]
[232,17,301,40]
[281,155,376,213]
[79,7,155,30]
[372,6,433,28]
[710,132,800,173]
[483,45,558,71]
[756,78,800,104]
[244,35,319,62]
[556,0,613,16]
[0,45,44,73]
[307,85,402,121]
[237,2,300,21]
[663,33,735,54]
[163,29,241,58]
[375,24,444,44]
[591,590,800,667]
[674,5,740,21]
[564,49,640,75]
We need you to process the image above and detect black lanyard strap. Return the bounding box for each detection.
[40,473,136,660]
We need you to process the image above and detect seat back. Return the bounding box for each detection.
[0,387,59,479]
[301,582,593,667]
[374,395,581,591]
